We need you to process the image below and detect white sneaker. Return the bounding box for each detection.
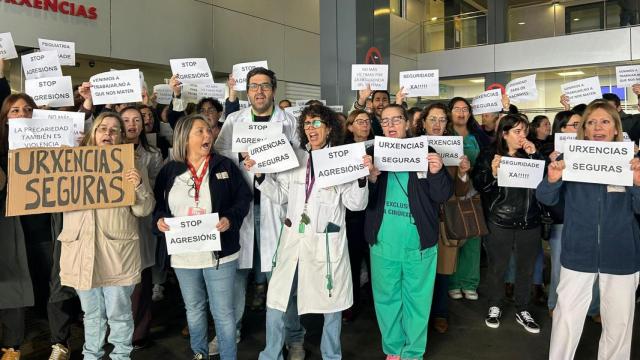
[287,342,305,360]
[448,289,463,300]
[462,289,478,300]
[152,284,164,302]
[208,330,241,356]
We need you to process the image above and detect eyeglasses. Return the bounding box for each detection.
[452,107,469,114]
[303,119,324,129]
[380,116,405,127]
[565,123,579,129]
[425,116,448,125]
[96,126,121,136]
[248,83,273,91]
[353,119,371,126]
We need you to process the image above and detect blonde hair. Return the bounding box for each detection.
[577,100,623,142]
[82,112,126,146]
[171,114,212,162]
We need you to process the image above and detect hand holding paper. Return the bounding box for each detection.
[358,84,373,106]
[547,160,565,183]
[491,155,502,177]
[428,153,444,174]
[216,217,230,232]
[458,155,471,176]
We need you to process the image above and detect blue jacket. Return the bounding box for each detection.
[536,177,640,275]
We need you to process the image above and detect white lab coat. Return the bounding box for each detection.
[257,150,368,314]
[214,106,298,270]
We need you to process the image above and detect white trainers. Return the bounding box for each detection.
[462,289,479,300]
[448,289,463,300]
[208,330,241,356]
[287,342,305,360]
[152,284,164,302]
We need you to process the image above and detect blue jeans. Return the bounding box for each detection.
[175,260,237,359]
[504,243,544,285]
[548,225,600,315]
[76,285,135,360]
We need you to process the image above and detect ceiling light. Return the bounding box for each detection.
[573,18,580,21]
[469,79,485,83]
[557,71,585,76]
[431,17,438,21]
[517,22,526,25]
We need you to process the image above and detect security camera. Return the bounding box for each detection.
[89,60,95,68]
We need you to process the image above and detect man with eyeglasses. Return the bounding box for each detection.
[352,85,390,136]
[214,67,305,359]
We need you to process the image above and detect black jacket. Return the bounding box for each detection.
[472,147,543,229]
[153,153,252,259]
[364,166,453,250]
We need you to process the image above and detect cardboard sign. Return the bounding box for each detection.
[169,58,213,85]
[399,70,439,97]
[560,77,602,105]
[0,32,18,60]
[197,83,226,100]
[232,60,269,91]
[32,109,85,146]
[472,89,502,115]
[248,134,299,174]
[506,74,538,103]
[328,105,344,113]
[425,136,464,166]
[616,65,640,88]
[164,213,221,255]
[295,99,326,106]
[8,117,75,150]
[6,144,136,216]
[90,69,142,105]
[313,142,368,188]
[21,51,62,80]
[374,136,428,172]
[153,84,173,105]
[25,76,74,107]
[497,157,545,189]
[38,38,75,66]
[351,64,388,90]
[554,132,578,153]
[231,122,283,152]
[563,140,634,186]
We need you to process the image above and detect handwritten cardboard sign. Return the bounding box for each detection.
[6,144,136,216]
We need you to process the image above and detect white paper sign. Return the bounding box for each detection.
[374,136,429,172]
[25,76,74,108]
[399,70,439,97]
[506,74,538,103]
[232,60,269,91]
[472,89,502,115]
[198,83,226,100]
[425,136,464,166]
[313,142,368,188]
[563,140,633,187]
[153,84,173,105]
[170,58,213,85]
[248,134,299,174]
[328,105,344,113]
[239,101,250,110]
[231,122,283,152]
[180,83,199,104]
[351,64,389,90]
[616,65,640,87]
[22,51,62,80]
[8,117,75,150]
[38,38,75,66]
[164,213,221,255]
[32,109,85,145]
[560,77,602,106]
[554,132,578,153]
[295,99,326,106]
[0,32,18,60]
[90,69,142,105]
[284,106,304,120]
[497,157,545,189]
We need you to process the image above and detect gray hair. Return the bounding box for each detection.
[171,114,212,162]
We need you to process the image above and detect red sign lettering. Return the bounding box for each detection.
[4,0,98,20]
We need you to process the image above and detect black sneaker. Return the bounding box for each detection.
[515,310,540,334]
[485,306,501,328]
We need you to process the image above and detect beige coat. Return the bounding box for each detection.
[58,167,155,290]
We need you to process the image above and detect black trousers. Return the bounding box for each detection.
[346,212,371,307]
[0,308,25,348]
[47,297,80,345]
[485,222,541,311]
[431,274,450,318]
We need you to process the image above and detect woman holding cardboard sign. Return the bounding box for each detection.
[537,101,640,360]
[365,104,453,360]
[154,114,252,360]
[244,104,372,360]
[472,114,544,334]
[56,112,155,360]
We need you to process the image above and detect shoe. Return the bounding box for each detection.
[208,330,241,356]
[462,289,478,300]
[250,283,266,310]
[181,324,190,338]
[433,317,449,333]
[385,356,400,360]
[532,285,548,306]
[287,342,305,360]
[1,348,20,360]
[505,283,514,301]
[448,289,463,300]
[485,306,501,328]
[152,284,164,302]
[192,354,205,360]
[590,314,601,324]
[48,343,69,360]
[515,310,540,334]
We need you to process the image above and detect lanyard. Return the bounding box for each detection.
[187,155,210,205]
[305,155,315,204]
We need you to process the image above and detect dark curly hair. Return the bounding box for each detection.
[420,102,450,136]
[297,104,344,150]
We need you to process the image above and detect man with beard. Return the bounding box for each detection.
[352,84,389,136]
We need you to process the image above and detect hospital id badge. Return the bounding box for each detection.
[188,207,207,216]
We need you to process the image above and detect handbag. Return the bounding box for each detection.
[442,195,489,240]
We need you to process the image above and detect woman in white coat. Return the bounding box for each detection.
[245,105,373,360]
